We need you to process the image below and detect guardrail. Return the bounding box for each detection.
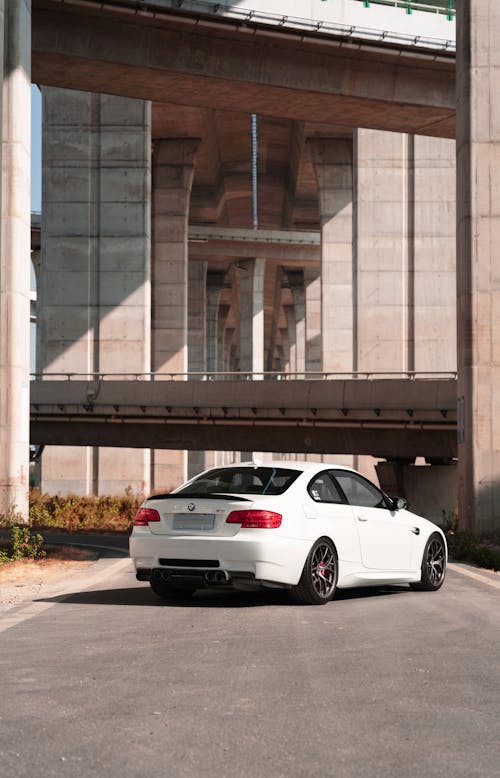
[359,1,454,20]
[31,371,458,382]
[104,0,456,51]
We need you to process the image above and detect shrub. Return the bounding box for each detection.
[447,532,500,572]
[27,489,143,533]
[0,526,46,565]
[10,526,46,561]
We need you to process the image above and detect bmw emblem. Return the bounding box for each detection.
[188,503,195,512]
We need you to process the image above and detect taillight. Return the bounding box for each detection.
[226,510,282,529]
[133,508,161,526]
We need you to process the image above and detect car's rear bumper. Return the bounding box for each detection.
[129,531,307,586]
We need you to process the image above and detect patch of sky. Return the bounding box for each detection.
[31,84,42,214]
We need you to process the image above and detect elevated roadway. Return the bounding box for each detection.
[32,0,455,137]
[30,374,457,459]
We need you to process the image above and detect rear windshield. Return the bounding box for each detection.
[174,466,301,496]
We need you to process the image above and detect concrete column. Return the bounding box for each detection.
[40,89,151,495]
[151,138,198,490]
[355,130,411,372]
[206,271,228,373]
[355,130,456,374]
[187,260,207,479]
[0,0,31,519]
[304,268,321,372]
[309,138,354,373]
[284,305,297,372]
[188,261,207,377]
[206,285,222,373]
[413,135,456,372]
[290,273,306,373]
[456,1,500,533]
[238,258,265,374]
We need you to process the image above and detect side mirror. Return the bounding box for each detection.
[391,496,408,511]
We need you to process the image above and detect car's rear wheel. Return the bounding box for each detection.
[410,532,446,591]
[291,537,338,605]
[150,579,196,600]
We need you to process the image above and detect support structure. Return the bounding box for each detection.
[309,138,354,373]
[39,89,151,495]
[0,0,31,519]
[456,0,500,533]
[238,258,265,374]
[151,138,198,489]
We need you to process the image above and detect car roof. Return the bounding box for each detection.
[213,460,356,474]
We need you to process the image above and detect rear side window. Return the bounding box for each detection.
[175,467,301,496]
[308,472,344,503]
[332,470,386,509]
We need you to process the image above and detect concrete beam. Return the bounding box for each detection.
[30,377,457,416]
[32,1,455,137]
[31,420,456,461]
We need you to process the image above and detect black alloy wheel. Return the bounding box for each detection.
[410,532,447,591]
[291,537,338,605]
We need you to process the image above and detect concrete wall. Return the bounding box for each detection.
[39,88,151,495]
[377,461,457,529]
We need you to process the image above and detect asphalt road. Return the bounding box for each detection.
[0,560,499,778]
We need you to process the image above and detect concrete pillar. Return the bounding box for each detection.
[151,138,198,490]
[40,89,151,495]
[284,305,297,372]
[355,130,456,374]
[288,274,306,376]
[238,258,265,374]
[188,261,207,378]
[309,138,354,373]
[187,260,207,479]
[206,271,228,373]
[413,135,456,372]
[355,130,411,372]
[0,0,31,519]
[456,0,500,533]
[304,268,321,372]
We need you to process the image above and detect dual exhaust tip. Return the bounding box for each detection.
[152,568,228,585]
[204,570,227,584]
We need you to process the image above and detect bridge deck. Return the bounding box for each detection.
[31,377,457,459]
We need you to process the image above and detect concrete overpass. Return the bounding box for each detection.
[32,0,456,138]
[30,375,457,460]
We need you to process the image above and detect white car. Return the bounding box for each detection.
[129,461,447,605]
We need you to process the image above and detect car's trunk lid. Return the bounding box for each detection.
[145,494,253,537]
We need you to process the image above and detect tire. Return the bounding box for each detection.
[291,537,338,605]
[150,579,195,600]
[410,532,447,591]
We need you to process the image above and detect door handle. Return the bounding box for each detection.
[357,516,368,522]
[411,527,420,535]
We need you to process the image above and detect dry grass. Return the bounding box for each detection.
[0,544,97,581]
[25,490,142,533]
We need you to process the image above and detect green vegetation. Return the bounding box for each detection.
[26,489,142,533]
[447,532,500,572]
[0,526,46,565]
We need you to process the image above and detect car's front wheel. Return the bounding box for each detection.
[410,532,447,591]
[150,579,196,600]
[291,537,338,605]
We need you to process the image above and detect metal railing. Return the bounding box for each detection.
[31,371,458,382]
[98,0,456,51]
[358,1,455,19]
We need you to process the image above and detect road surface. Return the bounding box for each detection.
[0,559,499,777]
